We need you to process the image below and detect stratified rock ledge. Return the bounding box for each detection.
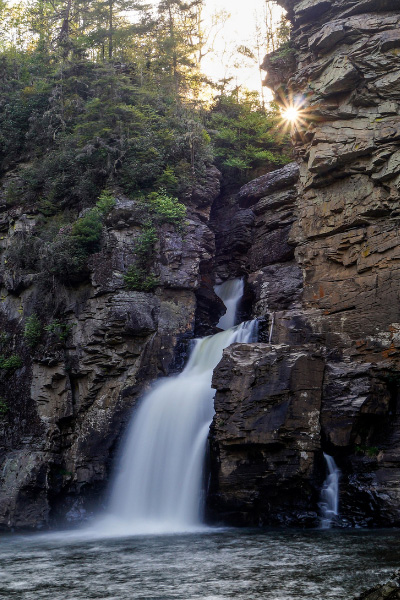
[354,571,400,600]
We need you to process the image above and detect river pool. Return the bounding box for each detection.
[0,528,399,599]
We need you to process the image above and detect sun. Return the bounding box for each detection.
[281,106,300,123]
[275,95,311,137]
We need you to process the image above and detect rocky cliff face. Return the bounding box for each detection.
[2,0,400,533]
[0,170,222,530]
[208,0,400,527]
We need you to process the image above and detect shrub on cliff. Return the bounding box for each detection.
[146,190,186,229]
[123,223,159,292]
[5,191,116,284]
[0,355,23,371]
[23,314,42,348]
[124,265,159,293]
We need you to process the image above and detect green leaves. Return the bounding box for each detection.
[146,189,186,227]
[209,91,291,183]
[71,210,103,253]
[23,314,42,348]
[123,265,159,292]
[123,223,159,292]
[0,355,23,371]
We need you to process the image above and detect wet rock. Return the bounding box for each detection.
[0,185,217,529]
[209,0,400,529]
[238,163,299,208]
[208,343,324,526]
[354,570,400,600]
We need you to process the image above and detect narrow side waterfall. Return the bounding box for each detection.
[102,278,257,535]
[320,453,340,529]
[268,312,275,344]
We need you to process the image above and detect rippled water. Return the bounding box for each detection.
[0,528,399,599]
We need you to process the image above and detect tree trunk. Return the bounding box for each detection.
[108,0,113,60]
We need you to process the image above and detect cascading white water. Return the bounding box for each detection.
[215,278,244,329]
[268,312,275,344]
[320,453,340,529]
[101,279,257,535]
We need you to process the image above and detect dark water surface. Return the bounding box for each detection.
[0,528,399,599]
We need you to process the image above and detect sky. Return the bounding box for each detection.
[200,0,284,95]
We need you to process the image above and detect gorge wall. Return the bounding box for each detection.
[0,169,224,529]
[207,0,400,527]
[1,0,400,532]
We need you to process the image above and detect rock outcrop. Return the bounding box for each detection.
[209,343,324,526]
[0,171,222,530]
[355,571,400,600]
[208,0,400,527]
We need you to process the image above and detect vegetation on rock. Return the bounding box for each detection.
[23,314,42,348]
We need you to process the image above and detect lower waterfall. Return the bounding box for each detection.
[320,453,340,529]
[102,279,257,535]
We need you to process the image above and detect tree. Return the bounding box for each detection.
[209,90,290,183]
[265,1,290,53]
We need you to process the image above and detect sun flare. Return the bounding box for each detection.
[276,95,310,137]
[281,106,300,123]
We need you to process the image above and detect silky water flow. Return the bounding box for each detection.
[320,453,340,528]
[101,278,257,535]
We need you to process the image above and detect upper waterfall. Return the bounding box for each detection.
[100,278,257,535]
[215,279,244,330]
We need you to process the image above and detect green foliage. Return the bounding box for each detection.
[123,265,159,292]
[23,313,42,348]
[42,235,90,282]
[156,166,179,194]
[6,188,117,284]
[0,58,212,207]
[96,190,116,215]
[0,397,8,415]
[71,209,103,253]
[123,223,159,292]
[209,91,291,183]
[0,354,23,370]
[147,190,186,228]
[44,321,72,342]
[133,225,158,260]
[355,445,380,458]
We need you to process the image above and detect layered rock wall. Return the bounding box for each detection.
[208,0,400,527]
[0,174,222,529]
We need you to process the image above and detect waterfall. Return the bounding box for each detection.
[215,278,244,329]
[268,312,275,344]
[320,453,340,529]
[101,278,257,535]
